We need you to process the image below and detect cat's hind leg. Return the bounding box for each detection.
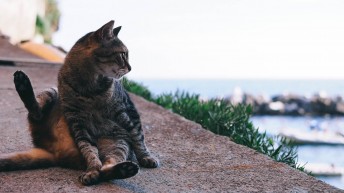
[0,148,55,171]
[102,161,139,180]
[13,71,57,121]
[98,138,139,181]
[14,70,42,120]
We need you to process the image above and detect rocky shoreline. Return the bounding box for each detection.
[226,90,344,116]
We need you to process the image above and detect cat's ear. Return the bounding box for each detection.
[95,20,114,41]
[113,26,122,37]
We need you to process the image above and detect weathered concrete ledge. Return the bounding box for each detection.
[0,64,342,193]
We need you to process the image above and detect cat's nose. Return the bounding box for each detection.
[127,64,131,71]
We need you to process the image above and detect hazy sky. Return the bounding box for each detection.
[53,0,344,79]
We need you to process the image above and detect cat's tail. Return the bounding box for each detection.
[0,148,56,171]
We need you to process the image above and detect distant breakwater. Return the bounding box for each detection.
[225,89,344,116]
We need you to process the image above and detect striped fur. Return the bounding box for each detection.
[0,70,139,184]
[0,21,157,185]
[58,20,158,185]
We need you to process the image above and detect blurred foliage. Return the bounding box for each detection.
[122,78,153,100]
[35,0,60,43]
[122,78,305,172]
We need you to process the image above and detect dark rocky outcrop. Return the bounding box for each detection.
[226,91,344,116]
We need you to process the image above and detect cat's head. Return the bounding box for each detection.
[69,20,131,80]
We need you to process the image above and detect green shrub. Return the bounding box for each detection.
[122,78,305,172]
[122,78,153,100]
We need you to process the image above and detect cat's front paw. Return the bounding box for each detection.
[79,170,100,185]
[138,156,159,168]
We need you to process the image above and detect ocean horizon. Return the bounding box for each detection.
[129,78,344,189]
[130,78,344,98]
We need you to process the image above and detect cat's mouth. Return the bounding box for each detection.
[112,69,129,79]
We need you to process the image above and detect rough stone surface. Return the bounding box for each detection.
[0,39,36,57]
[0,63,343,192]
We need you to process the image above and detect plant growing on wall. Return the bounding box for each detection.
[35,0,60,43]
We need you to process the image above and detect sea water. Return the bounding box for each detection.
[133,78,344,189]
[135,79,344,99]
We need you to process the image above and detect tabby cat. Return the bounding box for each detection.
[0,20,159,185]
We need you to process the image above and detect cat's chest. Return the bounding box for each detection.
[82,96,127,134]
[84,95,124,115]
[81,89,127,118]
[66,83,128,129]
